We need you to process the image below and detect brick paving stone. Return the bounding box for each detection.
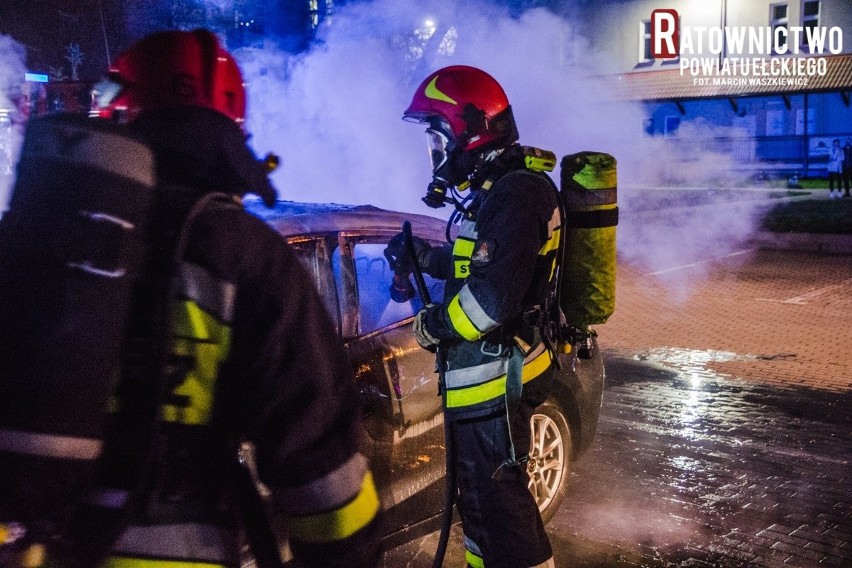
[385,241,852,568]
[603,249,852,393]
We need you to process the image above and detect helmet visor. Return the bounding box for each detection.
[426,128,451,173]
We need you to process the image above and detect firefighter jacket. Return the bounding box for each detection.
[92,109,382,568]
[420,152,562,419]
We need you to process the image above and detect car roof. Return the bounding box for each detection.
[247,199,450,241]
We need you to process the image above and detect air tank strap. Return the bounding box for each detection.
[565,207,619,229]
[493,344,526,480]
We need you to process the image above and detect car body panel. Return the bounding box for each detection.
[246,199,604,545]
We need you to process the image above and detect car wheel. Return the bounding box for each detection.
[527,399,572,523]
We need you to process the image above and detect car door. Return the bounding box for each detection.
[332,233,449,537]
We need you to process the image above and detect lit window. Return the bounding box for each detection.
[770,3,788,54]
[664,116,680,136]
[802,0,820,53]
[640,20,653,62]
[309,0,319,28]
[438,27,457,56]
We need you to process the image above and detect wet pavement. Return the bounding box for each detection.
[384,243,852,567]
[551,351,852,567]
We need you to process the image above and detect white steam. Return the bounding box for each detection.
[240,0,643,216]
[0,1,773,293]
[238,0,765,289]
[0,34,26,208]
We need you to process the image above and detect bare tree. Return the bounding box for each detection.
[65,43,84,81]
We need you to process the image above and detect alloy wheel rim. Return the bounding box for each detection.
[527,413,565,511]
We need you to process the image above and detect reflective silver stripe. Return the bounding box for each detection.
[445,358,508,389]
[458,284,498,334]
[443,342,546,390]
[111,523,235,563]
[273,453,369,515]
[178,262,236,323]
[0,429,102,460]
[85,488,129,509]
[464,535,483,556]
[458,219,478,240]
[23,120,155,187]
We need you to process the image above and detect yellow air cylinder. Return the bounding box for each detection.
[559,151,618,330]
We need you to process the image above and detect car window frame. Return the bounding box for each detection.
[335,231,445,341]
[286,234,342,336]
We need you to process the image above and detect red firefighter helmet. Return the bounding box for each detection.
[97,29,246,127]
[403,65,518,152]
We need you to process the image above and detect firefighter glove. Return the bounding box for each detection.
[384,232,432,274]
[413,305,440,352]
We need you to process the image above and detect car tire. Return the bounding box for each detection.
[527,398,573,524]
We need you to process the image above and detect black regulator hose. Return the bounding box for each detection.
[431,382,455,568]
[402,222,455,568]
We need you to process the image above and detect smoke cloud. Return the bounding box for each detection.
[0,34,26,207]
[240,0,641,216]
[1,0,773,292]
[236,0,765,290]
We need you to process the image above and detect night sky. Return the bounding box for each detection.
[0,0,573,81]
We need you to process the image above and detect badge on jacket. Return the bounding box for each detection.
[471,240,495,266]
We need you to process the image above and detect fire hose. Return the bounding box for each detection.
[401,221,455,568]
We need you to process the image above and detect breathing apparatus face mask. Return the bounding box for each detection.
[421,119,471,208]
[422,127,452,208]
[426,128,451,173]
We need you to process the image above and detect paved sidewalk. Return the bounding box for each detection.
[383,241,852,567]
[602,238,852,393]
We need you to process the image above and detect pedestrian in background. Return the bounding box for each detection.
[841,137,852,198]
[827,138,844,199]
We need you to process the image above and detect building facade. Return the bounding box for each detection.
[577,0,852,177]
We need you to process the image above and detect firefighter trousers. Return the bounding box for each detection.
[451,372,554,568]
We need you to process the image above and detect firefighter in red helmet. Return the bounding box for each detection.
[385,65,560,567]
[81,29,381,567]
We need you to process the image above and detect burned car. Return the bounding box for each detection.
[246,200,605,557]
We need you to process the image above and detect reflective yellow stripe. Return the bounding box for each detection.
[539,227,561,255]
[425,76,458,105]
[104,559,226,568]
[447,294,482,341]
[453,237,475,278]
[164,300,231,425]
[452,237,476,258]
[445,348,552,409]
[454,259,471,278]
[287,471,380,544]
[466,549,485,568]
